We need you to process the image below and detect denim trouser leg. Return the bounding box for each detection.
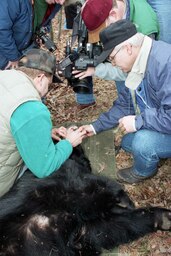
[76,76,95,104]
[121,129,171,177]
[147,0,171,43]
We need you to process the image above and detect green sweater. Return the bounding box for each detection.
[129,0,159,36]
[33,0,48,32]
[10,101,73,178]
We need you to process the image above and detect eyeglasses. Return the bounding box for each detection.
[108,46,122,63]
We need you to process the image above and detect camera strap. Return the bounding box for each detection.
[71,12,81,47]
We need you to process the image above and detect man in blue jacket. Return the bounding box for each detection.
[81,20,171,184]
[0,0,64,70]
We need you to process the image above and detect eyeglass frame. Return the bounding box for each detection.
[108,46,123,63]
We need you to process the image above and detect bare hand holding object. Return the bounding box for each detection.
[119,115,136,134]
[72,67,95,79]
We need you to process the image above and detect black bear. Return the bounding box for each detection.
[0,146,170,256]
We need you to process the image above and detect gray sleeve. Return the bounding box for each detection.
[95,62,127,81]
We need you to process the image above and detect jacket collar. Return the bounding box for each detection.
[125,35,152,90]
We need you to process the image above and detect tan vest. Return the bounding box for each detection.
[0,70,41,197]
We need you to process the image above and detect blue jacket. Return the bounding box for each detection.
[0,0,32,69]
[92,40,171,135]
[0,1,62,69]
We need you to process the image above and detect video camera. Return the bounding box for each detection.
[35,27,57,53]
[57,41,102,93]
[57,4,102,93]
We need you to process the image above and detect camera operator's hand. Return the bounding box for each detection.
[5,60,19,70]
[52,127,67,141]
[72,67,95,79]
[79,125,95,137]
[66,127,87,147]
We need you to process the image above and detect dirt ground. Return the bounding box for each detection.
[46,13,171,256]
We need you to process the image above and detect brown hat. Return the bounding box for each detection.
[81,0,113,43]
[19,49,60,83]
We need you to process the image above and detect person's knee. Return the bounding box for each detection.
[121,133,135,152]
[131,130,158,160]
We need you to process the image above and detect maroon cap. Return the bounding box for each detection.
[82,0,113,31]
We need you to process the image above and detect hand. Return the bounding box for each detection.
[45,0,65,4]
[119,115,137,134]
[66,127,87,147]
[5,61,19,70]
[51,127,67,141]
[79,125,95,137]
[72,67,95,79]
[67,125,78,132]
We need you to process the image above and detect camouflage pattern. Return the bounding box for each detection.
[19,49,56,74]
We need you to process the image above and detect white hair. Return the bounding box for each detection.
[115,32,145,50]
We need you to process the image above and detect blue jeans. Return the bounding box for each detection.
[121,129,171,177]
[76,76,95,104]
[147,0,171,43]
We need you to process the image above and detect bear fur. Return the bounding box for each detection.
[0,146,171,256]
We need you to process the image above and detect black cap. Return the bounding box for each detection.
[96,20,137,64]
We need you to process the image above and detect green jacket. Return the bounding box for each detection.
[129,0,159,36]
[33,0,48,32]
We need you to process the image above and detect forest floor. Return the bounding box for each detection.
[46,13,171,256]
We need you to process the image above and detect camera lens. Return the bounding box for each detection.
[71,78,90,94]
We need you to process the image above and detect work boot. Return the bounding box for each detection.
[116,166,158,184]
